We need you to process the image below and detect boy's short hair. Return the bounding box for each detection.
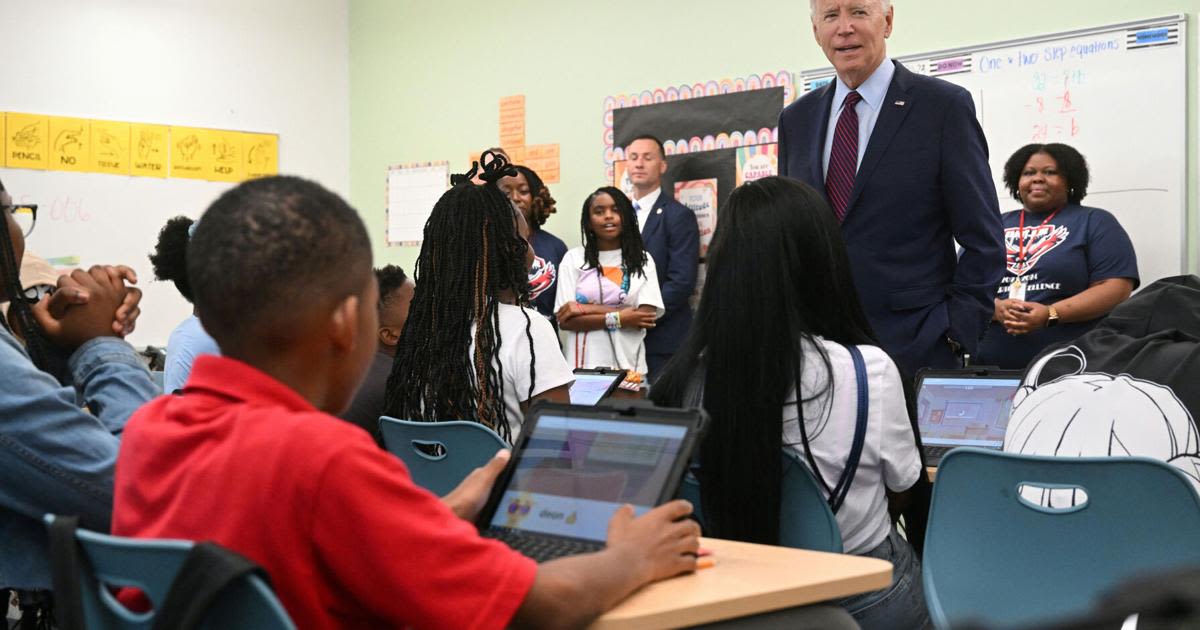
[188,175,372,347]
[375,264,409,315]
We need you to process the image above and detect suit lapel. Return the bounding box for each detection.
[640,194,667,242]
[844,62,914,218]
[810,82,835,196]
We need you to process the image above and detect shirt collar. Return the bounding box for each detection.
[634,187,661,210]
[833,57,894,112]
[183,354,319,413]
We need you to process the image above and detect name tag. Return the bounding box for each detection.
[1008,279,1026,301]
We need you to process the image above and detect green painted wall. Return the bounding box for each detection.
[350,1,1196,274]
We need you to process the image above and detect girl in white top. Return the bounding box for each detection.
[650,177,928,630]
[556,187,664,381]
[383,152,574,442]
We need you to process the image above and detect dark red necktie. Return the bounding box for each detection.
[825,91,862,223]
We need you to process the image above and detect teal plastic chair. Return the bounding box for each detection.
[378,416,508,496]
[923,447,1200,629]
[44,515,294,630]
[680,450,843,553]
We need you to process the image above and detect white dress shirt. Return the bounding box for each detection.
[821,58,896,178]
[632,187,661,233]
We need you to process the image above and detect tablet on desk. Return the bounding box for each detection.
[569,367,627,405]
[476,401,705,562]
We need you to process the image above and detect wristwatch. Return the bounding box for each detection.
[1046,305,1060,327]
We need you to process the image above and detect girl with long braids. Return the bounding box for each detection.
[555,187,662,383]
[383,151,573,442]
[0,177,157,617]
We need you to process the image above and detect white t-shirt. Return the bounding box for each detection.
[468,303,574,440]
[555,247,665,377]
[782,337,921,554]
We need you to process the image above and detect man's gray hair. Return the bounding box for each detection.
[809,0,891,15]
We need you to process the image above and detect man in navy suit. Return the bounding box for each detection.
[626,135,700,379]
[779,0,1004,380]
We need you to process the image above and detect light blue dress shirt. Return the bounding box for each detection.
[163,314,220,393]
[822,58,896,178]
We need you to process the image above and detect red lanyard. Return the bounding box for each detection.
[1017,207,1062,264]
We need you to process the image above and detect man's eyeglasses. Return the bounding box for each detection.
[2,204,38,238]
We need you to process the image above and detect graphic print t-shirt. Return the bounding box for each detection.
[555,248,665,376]
[976,204,1139,369]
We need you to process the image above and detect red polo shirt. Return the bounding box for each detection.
[113,355,536,629]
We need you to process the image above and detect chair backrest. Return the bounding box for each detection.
[45,516,294,630]
[679,450,843,553]
[923,447,1200,629]
[378,417,509,496]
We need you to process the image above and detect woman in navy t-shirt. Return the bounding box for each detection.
[500,165,568,320]
[976,143,1139,369]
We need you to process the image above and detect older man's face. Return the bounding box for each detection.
[811,0,893,89]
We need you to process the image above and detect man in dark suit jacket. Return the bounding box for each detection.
[780,0,1004,380]
[626,135,700,379]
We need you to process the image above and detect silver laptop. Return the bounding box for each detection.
[915,369,1023,466]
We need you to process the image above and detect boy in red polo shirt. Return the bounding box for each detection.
[112,176,700,629]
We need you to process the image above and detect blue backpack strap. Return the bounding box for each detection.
[828,344,869,514]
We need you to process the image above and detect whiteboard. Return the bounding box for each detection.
[0,168,233,348]
[386,162,449,246]
[800,15,1188,287]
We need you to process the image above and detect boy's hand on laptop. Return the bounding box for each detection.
[33,266,132,350]
[442,449,510,521]
[606,500,700,583]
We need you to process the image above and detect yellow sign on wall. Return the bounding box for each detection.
[131,123,169,178]
[243,132,278,179]
[6,113,49,169]
[207,130,243,182]
[1,112,275,181]
[90,120,131,175]
[49,117,90,172]
[170,126,209,180]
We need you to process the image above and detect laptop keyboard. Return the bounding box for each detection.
[925,445,952,465]
[484,529,604,563]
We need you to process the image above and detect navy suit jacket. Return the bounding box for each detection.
[778,61,1004,378]
[640,191,699,359]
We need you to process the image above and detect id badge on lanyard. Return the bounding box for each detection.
[1008,278,1026,301]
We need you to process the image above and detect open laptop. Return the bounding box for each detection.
[569,368,627,406]
[477,401,705,562]
[915,368,1023,466]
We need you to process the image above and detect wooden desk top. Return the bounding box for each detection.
[590,537,892,630]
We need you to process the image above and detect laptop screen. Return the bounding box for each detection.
[569,373,622,405]
[916,376,1021,449]
[487,414,688,542]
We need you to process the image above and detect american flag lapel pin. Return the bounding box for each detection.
[894,100,906,107]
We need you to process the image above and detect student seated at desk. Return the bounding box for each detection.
[0,177,155,615]
[652,177,929,630]
[112,174,699,629]
[149,215,219,393]
[383,151,574,442]
[340,264,413,444]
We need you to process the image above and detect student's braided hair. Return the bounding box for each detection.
[0,178,50,370]
[383,151,538,442]
[580,186,649,278]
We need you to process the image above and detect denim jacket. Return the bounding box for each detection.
[0,328,157,589]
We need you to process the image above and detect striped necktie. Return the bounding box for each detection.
[825,91,863,223]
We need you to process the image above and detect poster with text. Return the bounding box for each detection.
[674,178,718,258]
[735,143,777,186]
